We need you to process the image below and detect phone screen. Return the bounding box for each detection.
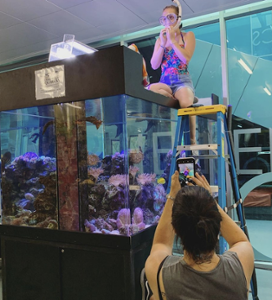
[178,162,194,182]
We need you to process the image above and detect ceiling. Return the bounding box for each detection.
[0,0,265,66]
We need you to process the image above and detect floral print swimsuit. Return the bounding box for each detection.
[160,33,189,77]
[159,32,194,94]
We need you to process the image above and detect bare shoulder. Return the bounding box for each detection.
[183,31,195,40]
[228,241,254,285]
[145,251,169,300]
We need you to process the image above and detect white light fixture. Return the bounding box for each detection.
[264,87,271,96]
[49,34,97,62]
[238,59,253,74]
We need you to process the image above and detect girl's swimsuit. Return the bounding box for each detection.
[160,32,194,95]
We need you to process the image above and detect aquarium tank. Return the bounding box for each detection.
[0,95,179,236]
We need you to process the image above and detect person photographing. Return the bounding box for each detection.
[144,172,254,300]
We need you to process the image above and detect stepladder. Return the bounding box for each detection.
[166,104,259,299]
[167,105,228,251]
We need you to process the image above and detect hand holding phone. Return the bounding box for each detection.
[176,157,196,187]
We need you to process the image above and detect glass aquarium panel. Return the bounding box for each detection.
[1,95,179,236]
[84,95,178,236]
[0,105,58,229]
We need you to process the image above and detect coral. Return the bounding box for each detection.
[142,208,155,224]
[107,218,117,230]
[112,152,125,160]
[88,167,104,180]
[25,193,35,201]
[101,155,112,177]
[101,184,126,211]
[108,174,128,187]
[160,149,172,189]
[129,166,139,177]
[129,166,139,184]
[36,217,58,229]
[87,154,100,166]
[153,184,166,211]
[132,207,143,224]
[84,219,97,232]
[17,199,34,211]
[28,212,52,225]
[132,207,145,231]
[94,217,113,231]
[129,150,144,164]
[11,216,28,226]
[116,208,131,229]
[47,220,58,229]
[111,152,125,175]
[136,173,156,185]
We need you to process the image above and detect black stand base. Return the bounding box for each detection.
[0,225,156,300]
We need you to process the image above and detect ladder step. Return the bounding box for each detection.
[210,186,218,193]
[193,155,218,159]
[177,144,218,151]
[178,104,227,116]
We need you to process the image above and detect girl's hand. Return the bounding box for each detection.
[188,173,212,195]
[159,28,167,46]
[169,171,181,198]
[166,26,176,43]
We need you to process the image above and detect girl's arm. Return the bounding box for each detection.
[150,29,167,70]
[168,29,196,64]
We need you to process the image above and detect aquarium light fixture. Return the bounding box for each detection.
[67,40,97,54]
[56,48,76,59]
[264,87,271,96]
[49,34,97,62]
[238,59,252,74]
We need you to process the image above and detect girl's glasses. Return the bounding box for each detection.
[159,13,177,26]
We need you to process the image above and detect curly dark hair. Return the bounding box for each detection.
[172,186,222,263]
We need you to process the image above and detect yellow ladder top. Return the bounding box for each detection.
[177,104,227,117]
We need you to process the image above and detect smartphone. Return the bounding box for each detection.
[176,157,196,185]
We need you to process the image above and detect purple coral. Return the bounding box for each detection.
[112,152,125,160]
[88,167,104,180]
[84,219,97,232]
[136,173,156,185]
[132,207,145,231]
[116,208,131,229]
[108,174,128,187]
[129,166,139,177]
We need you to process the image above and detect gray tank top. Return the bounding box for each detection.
[162,251,248,300]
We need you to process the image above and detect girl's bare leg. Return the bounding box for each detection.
[174,87,196,144]
[149,83,174,99]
